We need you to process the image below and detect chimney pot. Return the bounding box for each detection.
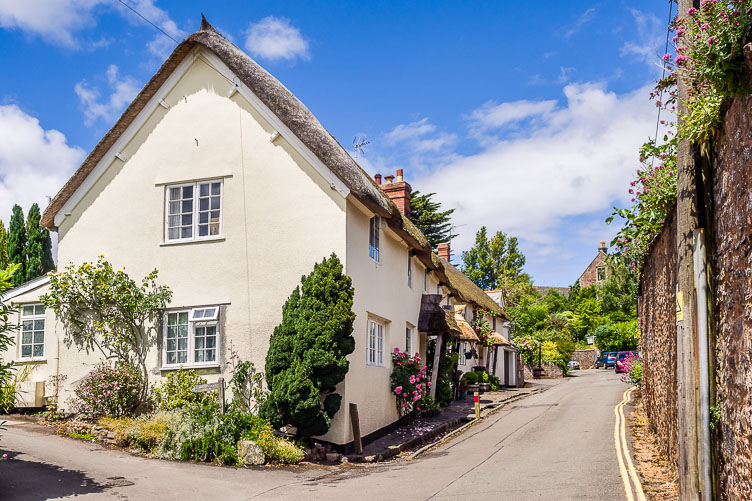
[438,243,451,262]
[598,240,607,253]
[374,174,382,185]
[396,169,404,182]
[384,174,395,184]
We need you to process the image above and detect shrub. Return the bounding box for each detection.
[152,368,210,411]
[158,401,303,465]
[462,371,479,385]
[227,352,266,414]
[595,320,639,352]
[620,353,642,386]
[261,254,355,437]
[390,349,431,417]
[488,374,500,391]
[73,362,144,419]
[99,413,171,450]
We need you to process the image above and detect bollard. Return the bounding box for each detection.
[474,391,480,420]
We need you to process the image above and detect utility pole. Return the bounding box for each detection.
[676,0,701,498]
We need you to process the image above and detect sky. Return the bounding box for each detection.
[0,0,671,286]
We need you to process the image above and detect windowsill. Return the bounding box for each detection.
[160,364,221,373]
[17,358,47,365]
[366,364,385,368]
[160,236,225,247]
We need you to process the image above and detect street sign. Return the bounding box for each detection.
[193,382,220,393]
[676,291,684,321]
[193,377,225,413]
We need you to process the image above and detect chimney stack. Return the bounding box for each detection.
[381,170,412,216]
[438,243,451,262]
[598,240,607,253]
[374,174,382,185]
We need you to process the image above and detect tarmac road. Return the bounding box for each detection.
[0,369,631,500]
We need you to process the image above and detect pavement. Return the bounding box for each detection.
[0,369,632,500]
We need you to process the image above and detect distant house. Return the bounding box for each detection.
[531,286,571,298]
[1,17,516,449]
[578,241,609,288]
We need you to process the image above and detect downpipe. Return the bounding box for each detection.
[693,229,712,501]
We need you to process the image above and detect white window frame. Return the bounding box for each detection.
[366,319,385,367]
[164,179,224,243]
[596,266,606,282]
[162,307,220,369]
[19,303,45,360]
[369,216,380,263]
[406,325,413,355]
[407,252,412,287]
[459,342,467,366]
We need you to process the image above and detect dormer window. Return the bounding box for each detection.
[165,180,223,242]
[369,216,380,262]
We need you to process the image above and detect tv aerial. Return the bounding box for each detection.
[353,136,371,160]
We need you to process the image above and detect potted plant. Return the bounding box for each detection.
[462,371,480,393]
[478,372,491,392]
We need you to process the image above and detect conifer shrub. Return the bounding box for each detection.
[260,254,355,437]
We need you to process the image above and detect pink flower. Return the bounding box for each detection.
[700,23,710,31]
[394,347,400,353]
[394,386,403,394]
[427,382,432,387]
[688,7,699,15]
[707,36,718,45]
[675,55,689,65]
[409,376,416,384]
[662,53,671,62]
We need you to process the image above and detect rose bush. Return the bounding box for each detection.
[73,362,144,419]
[390,349,435,418]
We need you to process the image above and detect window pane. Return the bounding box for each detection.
[167,338,176,351]
[182,186,193,198]
[33,331,44,344]
[178,325,188,338]
[199,212,208,224]
[210,197,220,210]
[22,345,32,357]
[166,352,176,364]
[22,320,33,331]
[22,305,34,316]
[181,227,192,238]
[204,308,217,319]
[168,228,179,240]
[181,214,192,226]
[178,312,189,324]
[195,337,205,350]
[199,183,209,196]
[33,345,44,357]
[169,201,180,214]
[177,351,187,364]
[198,225,208,237]
[181,200,192,213]
[205,349,216,362]
[195,350,204,362]
[211,182,221,195]
[34,320,44,331]
[210,210,220,220]
[35,305,44,315]
[178,338,187,351]
[206,336,216,348]
[169,187,180,200]
[22,332,32,344]
[167,313,177,326]
[199,198,209,211]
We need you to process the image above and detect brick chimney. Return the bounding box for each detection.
[437,243,450,261]
[374,174,382,185]
[598,240,607,253]
[381,169,412,216]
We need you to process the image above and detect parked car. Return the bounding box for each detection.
[603,352,616,369]
[614,351,633,373]
[567,360,580,370]
[595,356,607,368]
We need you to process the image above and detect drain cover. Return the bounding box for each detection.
[106,476,134,487]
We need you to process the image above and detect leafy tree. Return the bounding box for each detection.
[8,205,26,286]
[0,264,22,412]
[408,191,456,250]
[41,256,172,398]
[594,320,639,352]
[260,254,355,437]
[0,221,9,271]
[25,203,54,281]
[597,256,638,318]
[461,227,529,290]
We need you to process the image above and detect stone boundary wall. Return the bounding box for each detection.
[523,362,563,379]
[638,208,678,466]
[711,89,752,499]
[571,349,599,369]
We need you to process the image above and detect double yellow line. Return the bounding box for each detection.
[614,386,646,501]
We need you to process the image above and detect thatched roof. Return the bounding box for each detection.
[491,331,512,347]
[451,305,480,342]
[41,15,392,228]
[439,257,508,320]
[417,295,478,341]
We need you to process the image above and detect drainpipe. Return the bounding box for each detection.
[693,229,712,501]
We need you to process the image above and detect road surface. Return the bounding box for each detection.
[0,369,633,500]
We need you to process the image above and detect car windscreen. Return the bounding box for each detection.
[618,353,629,360]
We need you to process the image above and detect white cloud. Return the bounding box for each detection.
[0,0,184,56]
[413,82,655,259]
[385,118,457,156]
[468,100,557,130]
[620,9,664,65]
[244,16,310,61]
[562,7,596,38]
[0,105,84,224]
[0,0,105,47]
[75,64,140,126]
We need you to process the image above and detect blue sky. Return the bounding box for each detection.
[0,0,670,286]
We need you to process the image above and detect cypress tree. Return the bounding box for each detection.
[260,254,355,437]
[0,221,9,271]
[25,203,53,280]
[8,205,26,285]
[408,191,456,250]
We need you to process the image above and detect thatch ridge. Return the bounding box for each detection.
[439,257,508,320]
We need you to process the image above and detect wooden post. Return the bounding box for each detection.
[474,391,480,420]
[349,403,363,455]
[675,1,701,497]
[218,377,225,414]
[430,333,444,400]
